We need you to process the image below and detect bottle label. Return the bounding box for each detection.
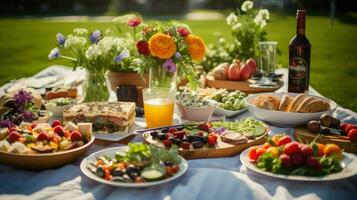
[289,57,307,80]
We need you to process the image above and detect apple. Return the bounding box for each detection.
[240,64,251,80]
[228,59,241,81]
[245,58,257,74]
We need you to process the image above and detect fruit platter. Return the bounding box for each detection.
[80,143,188,188]
[0,120,94,170]
[206,58,283,93]
[141,118,269,159]
[295,114,357,153]
[240,135,357,181]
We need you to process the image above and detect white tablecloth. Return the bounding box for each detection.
[0,66,356,200]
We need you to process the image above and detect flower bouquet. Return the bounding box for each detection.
[134,21,206,89]
[48,26,136,102]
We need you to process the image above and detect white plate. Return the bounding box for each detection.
[214,107,247,117]
[240,148,357,181]
[80,146,188,188]
[245,92,337,127]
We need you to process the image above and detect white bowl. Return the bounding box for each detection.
[176,100,217,122]
[213,106,247,117]
[245,92,337,127]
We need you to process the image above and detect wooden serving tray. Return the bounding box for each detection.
[294,127,357,153]
[205,75,283,94]
[143,127,268,160]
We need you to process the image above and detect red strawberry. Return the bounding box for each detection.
[339,123,349,132]
[9,127,17,132]
[280,154,293,168]
[8,131,21,143]
[306,156,322,170]
[300,144,313,157]
[284,142,300,155]
[173,131,185,139]
[197,123,211,132]
[348,129,357,142]
[207,134,217,146]
[180,141,190,150]
[37,131,50,142]
[53,125,65,136]
[163,140,173,148]
[168,127,177,133]
[70,131,82,142]
[277,135,292,146]
[291,153,304,166]
[51,120,62,128]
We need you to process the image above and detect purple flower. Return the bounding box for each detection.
[175,52,182,60]
[162,59,177,73]
[14,89,33,109]
[214,127,226,134]
[21,111,35,122]
[114,50,130,63]
[56,33,65,46]
[89,30,102,43]
[48,48,60,60]
[0,119,14,128]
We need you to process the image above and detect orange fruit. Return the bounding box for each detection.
[317,143,325,157]
[324,143,342,156]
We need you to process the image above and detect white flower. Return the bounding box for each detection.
[258,9,270,20]
[73,28,88,36]
[64,35,87,49]
[241,1,253,12]
[254,14,263,26]
[85,45,102,60]
[226,13,238,26]
[233,23,242,31]
[259,20,267,28]
[218,38,226,44]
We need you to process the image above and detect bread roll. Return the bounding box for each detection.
[254,96,280,110]
[278,94,292,111]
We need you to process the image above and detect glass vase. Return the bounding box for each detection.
[82,70,110,102]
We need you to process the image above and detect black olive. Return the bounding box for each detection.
[112,168,124,177]
[192,141,204,149]
[96,166,105,177]
[126,165,140,179]
[150,131,159,138]
[307,120,321,133]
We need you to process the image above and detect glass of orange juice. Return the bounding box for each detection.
[143,87,175,128]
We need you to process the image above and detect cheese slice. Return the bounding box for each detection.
[77,123,92,139]
[64,122,78,132]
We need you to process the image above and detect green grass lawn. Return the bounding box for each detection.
[0,13,356,111]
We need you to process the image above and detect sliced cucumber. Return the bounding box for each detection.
[141,168,164,181]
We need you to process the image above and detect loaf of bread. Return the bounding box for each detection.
[253,95,280,110]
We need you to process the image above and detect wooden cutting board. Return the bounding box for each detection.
[294,127,357,153]
[205,75,283,94]
[143,130,268,160]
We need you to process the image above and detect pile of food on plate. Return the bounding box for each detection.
[307,114,357,142]
[86,143,181,183]
[0,89,52,128]
[247,135,344,176]
[63,102,136,133]
[253,93,331,113]
[0,120,92,154]
[209,58,257,81]
[146,118,266,150]
[208,89,246,111]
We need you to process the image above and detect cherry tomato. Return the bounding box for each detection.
[277,135,292,146]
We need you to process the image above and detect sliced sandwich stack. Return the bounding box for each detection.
[63,102,136,133]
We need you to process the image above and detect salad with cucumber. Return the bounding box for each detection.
[86,143,182,183]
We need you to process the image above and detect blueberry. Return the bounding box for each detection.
[192,141,204,149]
[176,126,184,131]
[157,133,167,140]
[150,131,159,138]
[193,135,202,142]
[161,128,169,133]
[201,136,208,144]
[174,138,182,146]
[187,135,195,142]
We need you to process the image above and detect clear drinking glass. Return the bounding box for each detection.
[143,87,176,128]
[259,41,278,84]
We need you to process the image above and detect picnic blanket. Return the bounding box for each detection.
[0,66,356,200]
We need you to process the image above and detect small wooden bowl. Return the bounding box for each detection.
[0,136,95,170]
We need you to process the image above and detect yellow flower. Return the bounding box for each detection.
[185,35,206,62]
[148,33,176,59]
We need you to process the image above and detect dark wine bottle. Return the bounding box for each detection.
[288,10,311,93]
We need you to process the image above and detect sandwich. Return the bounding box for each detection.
[63,102,136,133]
[220,130,248,145]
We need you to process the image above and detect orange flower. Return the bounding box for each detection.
[148,33,176,59]
[185,35,206,62]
